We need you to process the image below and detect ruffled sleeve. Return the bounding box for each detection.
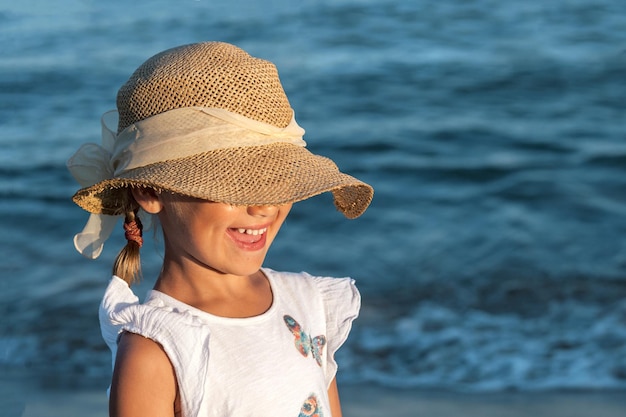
[98,276,212,417]
[311,275,361,387]
[99,276,139,369]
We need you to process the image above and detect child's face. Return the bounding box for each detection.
[157,194,292,277]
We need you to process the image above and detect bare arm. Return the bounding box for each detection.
[328,377,343,417]
[109,332,179,417]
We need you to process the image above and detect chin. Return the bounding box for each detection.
[225,261,265,277]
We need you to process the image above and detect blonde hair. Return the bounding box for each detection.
[113,204,144,285]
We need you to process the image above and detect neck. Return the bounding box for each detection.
[153,260,272,318]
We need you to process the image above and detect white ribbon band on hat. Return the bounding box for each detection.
[112,106,306,174]
[67,107,306,259]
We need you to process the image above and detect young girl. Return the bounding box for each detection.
[68,41,373,417]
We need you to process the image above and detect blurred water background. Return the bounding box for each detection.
[1,0,626,393]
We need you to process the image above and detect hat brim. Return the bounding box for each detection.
[72,143,373,219]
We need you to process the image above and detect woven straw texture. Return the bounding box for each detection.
[72,42,373,218]
[73,143,372,218]
[117,42,292,132]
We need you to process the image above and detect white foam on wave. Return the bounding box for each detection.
[339,299,626,391]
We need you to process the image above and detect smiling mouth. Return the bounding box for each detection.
[228,227,269,248]
[235,227,268,236]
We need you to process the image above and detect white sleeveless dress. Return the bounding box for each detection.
[99,268,360,417]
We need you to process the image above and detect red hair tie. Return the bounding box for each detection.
[124,218,143,247]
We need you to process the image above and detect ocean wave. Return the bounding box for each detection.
[341,293,626,391]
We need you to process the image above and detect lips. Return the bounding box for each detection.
[227,226,268,250]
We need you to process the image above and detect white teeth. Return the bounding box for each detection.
[236,228,267,235]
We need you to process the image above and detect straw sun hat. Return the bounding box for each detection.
[68,42,373,258]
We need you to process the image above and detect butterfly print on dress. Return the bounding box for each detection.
[298,393,323,417]
[283,315,327,367]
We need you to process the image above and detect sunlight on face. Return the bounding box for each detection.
[156,193,292,278]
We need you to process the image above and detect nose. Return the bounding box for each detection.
[246,205,279,217]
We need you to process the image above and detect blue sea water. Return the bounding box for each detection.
[1,0,626,392]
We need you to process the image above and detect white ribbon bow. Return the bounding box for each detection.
[67,111,121,259]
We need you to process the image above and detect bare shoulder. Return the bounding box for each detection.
[115,331,171,365]
[110,332,178,417]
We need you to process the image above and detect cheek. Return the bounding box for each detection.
[158,208,200,246]
[276,205,292,226]
[270,209,291,240]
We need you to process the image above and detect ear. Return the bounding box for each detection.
[131,187,164,214]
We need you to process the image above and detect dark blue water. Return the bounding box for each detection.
[1,0,626,391]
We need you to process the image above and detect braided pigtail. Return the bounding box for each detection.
[112,209,144,285]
